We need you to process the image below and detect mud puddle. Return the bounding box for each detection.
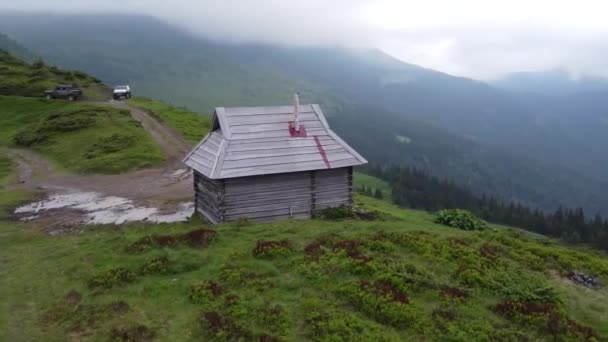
[15,191,194,225]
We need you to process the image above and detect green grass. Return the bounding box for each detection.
[0,50,109,100]
[354,172,392,201]
[0,154,31,219]
[0,195,606,341]
[0,153,15,186]
[0,96,165,174]
[128,97,212,143]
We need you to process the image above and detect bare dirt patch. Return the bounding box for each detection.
[110,324,154,342]
[126,228,217,253]
[360,280,409,303]
[5,102,199,230]
[440,286,468,300]
[333,240,373,263]
[14,190,194,231]
[253,240,292,258]
[432,308,456,322]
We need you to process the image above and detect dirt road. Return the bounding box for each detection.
[107,101,192,170]
[3,101,198,230]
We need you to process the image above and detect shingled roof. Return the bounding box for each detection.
[183,104,367,179]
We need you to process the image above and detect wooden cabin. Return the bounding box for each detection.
[183,95,367,223]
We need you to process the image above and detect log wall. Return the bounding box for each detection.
[193,171,224,224]
[194,167,353,223]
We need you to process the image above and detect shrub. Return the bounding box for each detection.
[125,228,217,254]
[434,209,487,231]
[200,311,252,341]
[84,133,136,159]
[302,298,400,341]
[257,304,290,336]
[14,110,97,147]
[87,267,136,289]
[110,324,154,342]
[314,206,354,220]
[219,261,272,290]
[73,70,88,79]
[338,280,422,328]
[188,280,223,303]
[252,240,292,258]
[49,65,62,74]
[139,256,170,275]
[32,58,46,69]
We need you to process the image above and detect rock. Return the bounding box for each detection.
[567,271,601,288]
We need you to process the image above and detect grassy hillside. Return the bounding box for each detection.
[0,96,165,173]
[0,154,29,219]
[0,50,109,100]
[0,154,15,186]
[128,97,212,144]
[354,172,392,200]
[0,180,606,341]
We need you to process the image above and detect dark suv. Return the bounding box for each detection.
[44,84,83,101]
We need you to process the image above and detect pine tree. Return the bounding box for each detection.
[363,162,608,252]
[373,189,383,199]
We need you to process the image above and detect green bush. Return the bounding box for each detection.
[139,255,170,275]
[32,58,46,69]
[315,206,355,220]
[84,133,136,159]
[87,267,136,289]
[434,209,487,231]
[43,111,97,132]
[252,240,292,259]
[188,280,223,304]
[14,110,97,146]
[302,298,401,341]
[338,280,423,328]
[73,71,88,79]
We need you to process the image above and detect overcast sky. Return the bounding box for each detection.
[2,0,608,79]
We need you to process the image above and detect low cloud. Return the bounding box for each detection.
[2,0,608,79]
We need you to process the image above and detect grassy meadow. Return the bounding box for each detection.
[354,172,392,200]
[128,97,212,144]
[1,182,607,341]
[0,154,15,186]
[0,96,165,174]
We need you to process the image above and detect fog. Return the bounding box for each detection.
[2,0,608,79]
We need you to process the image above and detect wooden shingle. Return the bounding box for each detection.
[184,104,367,179]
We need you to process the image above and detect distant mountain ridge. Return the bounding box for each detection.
[491,69,608,95]
[1,13,607,215]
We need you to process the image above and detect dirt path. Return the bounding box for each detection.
[2,147,54,187]
[106,101,192,170]
[3,100,198,231]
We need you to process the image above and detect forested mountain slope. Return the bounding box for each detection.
[0,32,34,61]
[2,14,607,215]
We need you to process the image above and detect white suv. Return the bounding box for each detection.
[112,85,131,100]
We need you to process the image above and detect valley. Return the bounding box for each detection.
[0,14,607,342]
[1,14,607,215]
